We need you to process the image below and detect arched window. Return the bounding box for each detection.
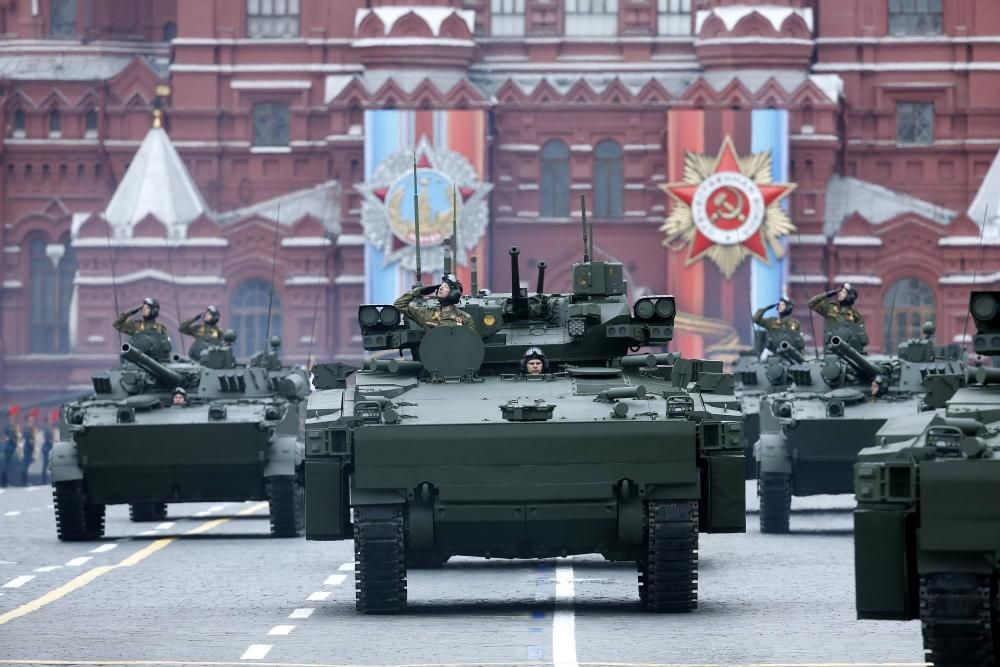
[883,277,936,352]
[28,235,75,353]
[85,109,98,137]
[540,139,570,217]
[163,21,177,42]
[13,109,25,137]
[49,109,61,137]
[51,0,76,37]
[230,279,281,359]
[593,139,623,217]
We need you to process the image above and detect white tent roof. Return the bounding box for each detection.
[104,126,210,238]
[968,148,1000,238]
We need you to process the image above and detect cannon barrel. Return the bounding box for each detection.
[121,344,185,388]
[509,246,527,315]
[536,261,547,297]
[828,335,883,380]
[975,366,1000,386]
[777,340,806,364]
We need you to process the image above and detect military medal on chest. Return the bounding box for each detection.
[660,136,796,278]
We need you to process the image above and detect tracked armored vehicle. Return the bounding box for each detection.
[50,336,309,540]
[305,245,745,614]
[755,324,965,533]
[854,291,1000,666]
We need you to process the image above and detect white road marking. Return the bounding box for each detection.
[239,644,272,660]
[138,530,158,536]
[209,504,227,512]
[33,566,61,573]
[267,624,295,636]
[306,591,331,601]
[288,608,314,619]
[25,486,41,492]
[552,563,578,667]
[323,574,347,586]
[0,561,15,566]
[337,562,355,571]
[2,576,34,588]
[90,544,118,554]
[65,557,91,567]
[194,511,211,517]
[4,511,20,517]
[155,522,175,530]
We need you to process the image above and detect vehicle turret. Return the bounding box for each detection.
[827,335,888,381]
[121,343,185,389]
[777,340,806,364]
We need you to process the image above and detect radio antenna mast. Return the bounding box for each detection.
[581,194,590,263]
[264,203,282,350]
[412,151,422,286]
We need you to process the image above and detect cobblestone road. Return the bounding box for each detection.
[0,483,926,667]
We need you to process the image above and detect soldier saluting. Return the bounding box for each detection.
[179,305,222,360]
[393,273,475,329]
[752,297,804,351]
[113,297,172,360]
[808,283,869,349]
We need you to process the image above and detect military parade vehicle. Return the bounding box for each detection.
[304,234,746,614]
[854,290,1000,667]
[49,334,310,540]
[755,322,965,533]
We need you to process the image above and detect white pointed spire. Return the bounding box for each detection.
[104,124,210,238]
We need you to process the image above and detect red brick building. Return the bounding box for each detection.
[1,0,999,406]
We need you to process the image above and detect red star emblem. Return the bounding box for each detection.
[664,137,795,265]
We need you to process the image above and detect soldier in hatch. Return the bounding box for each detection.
[752,297,804,351]
[870,374,890,401]
[171,387,188,407]
[113,297,173,359]
[807,283,869,349]
[393,273,475,330]
[521,346,549,376]
[179,305,223,360]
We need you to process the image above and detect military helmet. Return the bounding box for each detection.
[871,374,889,397]
[172,387,187,400]
[839,283,859,306]
[440,273,463,306]
[142,297,160,319]
[778,297,794,316]
[205,305,220,323]
[520,346,548,373]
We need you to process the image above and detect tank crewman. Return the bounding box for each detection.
[870,374,890,400]
[41,409,57,485]
[113,297,172,359]
[19,408,37,486]
[807,283,869,349]
[393,273,476,330]
[1,405,19,487]
[179,305,223,360]
[751,297,804,351]
[171,387,188,407]
[521,346,549,376]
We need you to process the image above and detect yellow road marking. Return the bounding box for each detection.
[0,501,268,626]
[0,661,932,667]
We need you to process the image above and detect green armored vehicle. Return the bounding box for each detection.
[855,291,1000,666]
[50,335,309,540]
[305,245,745,614]
[755,324,965,533]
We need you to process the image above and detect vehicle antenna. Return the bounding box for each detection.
[412,150,422,286]
[800,230,821,359]
[960,204,990,354]
[581,194,590,263]
[587,197,595,260]
[885,282,900,354]
[164,233,187,352]
[451,183,458,271]
[470,255,478,296]
[105,217,122,347]
[443,238,452,275]
[264,203,282,351]
[307,190,335,371]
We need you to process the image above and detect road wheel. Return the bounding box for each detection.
[638,500,698,613]
[128,502,167,522]
[921,572,1000,667]
[267,475,304,537]
[53,481,105,541]
[354,505,407,614]
[759,472,791,534]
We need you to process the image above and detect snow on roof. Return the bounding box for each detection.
[967,147,1000,239]
[0,53,168,81]
[355,6,475,37]
[103,126,211,239]
[216,181,342,236]
[824,175,956,236]
[695,5,814,33]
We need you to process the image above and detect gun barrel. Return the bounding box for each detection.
[509,246,527,314]
[121,344,185,388]
[975,366,1000,385]
[777,340,806,364]
[470,256,479,296]
[828,335,882,380]
[536,261,547,296]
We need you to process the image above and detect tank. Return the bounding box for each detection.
[304,246,745,614]
[854,291,1000,666]
[754,323,966,533]
[734,332,818,479]
[49,334,310,540]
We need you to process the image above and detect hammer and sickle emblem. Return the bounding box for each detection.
[710,187,747,223]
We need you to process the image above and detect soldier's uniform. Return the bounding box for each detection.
[19,410,35,486]
[1,415,17,488]
[808,291,869,349]
[113,308,172,359]
[179,316,222,361]
[393,288,476,329]
[752,308,804,350]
